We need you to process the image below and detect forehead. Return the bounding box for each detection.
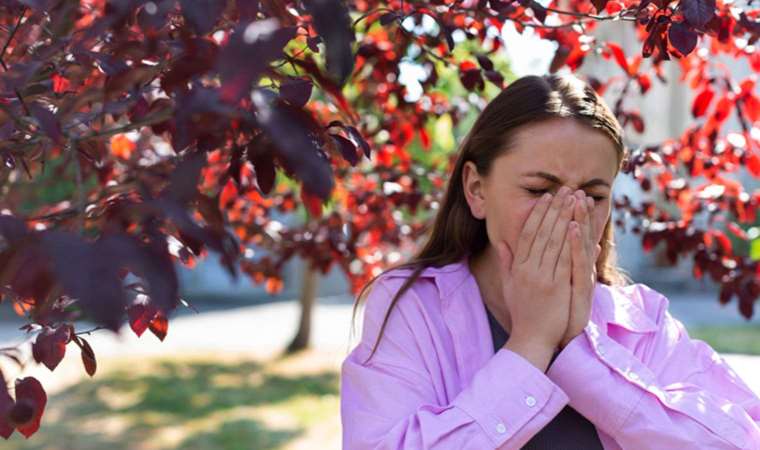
[495,118,619,181]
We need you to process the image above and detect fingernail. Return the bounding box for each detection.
[566,196,575,206]
[559,186,570,196]
[587,198,594,208]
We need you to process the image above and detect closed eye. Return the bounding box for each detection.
[525,188,606,202]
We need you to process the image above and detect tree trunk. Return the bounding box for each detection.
[285,262,318,354]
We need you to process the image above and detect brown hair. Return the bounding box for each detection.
[351,73,632,364]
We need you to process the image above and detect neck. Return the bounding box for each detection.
[468,246,513,335]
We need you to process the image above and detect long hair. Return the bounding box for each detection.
[352,73,632,364]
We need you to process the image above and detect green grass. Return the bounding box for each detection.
[3,352,341,450]
[687,324,760,356]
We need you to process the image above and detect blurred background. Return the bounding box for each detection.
[1,2,758,450]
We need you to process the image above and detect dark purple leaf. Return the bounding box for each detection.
[280,78,313,108]
[251,90,334,199]
[137,0,172,31]
[379,12,397,25]
[682,0,715,28]
[74,336,97,376]
[161,151,206,205]
[303,0,355,86]
[238,0,260,20]
[307,35,322,52]
[346,125,371,158]
[218,20,297,102]
[40,231,127,332]
[331,133,358,166]
[529,0,546,23]
[247,136,277,194]
[442,26,455,53]
[179,0,225,35]
[668,21,698,55]
[0,215,29,244]
[12,377,46,438]
[0,370,14,439]
[476,54,494,71]
[29,103,63,145]
[31,325,71,371]
[591,0,609,13]
[228,144,245,185]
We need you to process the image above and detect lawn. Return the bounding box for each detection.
[3,324,756,450]
[3,350,342,450]
[687,324,760,356]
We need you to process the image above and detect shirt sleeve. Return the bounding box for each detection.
[341,278,570,449]
[546,284,760,449]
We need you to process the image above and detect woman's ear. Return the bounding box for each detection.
[462,161,486,220]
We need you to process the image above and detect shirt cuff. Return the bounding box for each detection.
[546,330,646,432]
[452,348,570,447]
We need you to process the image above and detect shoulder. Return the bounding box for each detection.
[593,281,672,332]
[356,259,468,350]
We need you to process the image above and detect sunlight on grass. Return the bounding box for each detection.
[3,351,341,450]
[687,324,760,356]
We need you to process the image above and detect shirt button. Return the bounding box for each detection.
[525,395,537,407]
[496,423,507,434]
[629,372,639,381]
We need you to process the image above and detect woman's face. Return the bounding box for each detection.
[463,117,619,261]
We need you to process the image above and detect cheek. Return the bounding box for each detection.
[486,199,535,251]
[591,209,608,243]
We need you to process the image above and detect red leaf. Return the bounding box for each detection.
[692,87,714,118]
[713,96,734,123]
[713,230,733,255]
[31,325,71,371]
[636,73,651,94]
[605,1,622,14]
[727,222,748,240]
[74,336,97,377]
[12,377,46,438]
[148,311,168,341]
[607,42,630,76]
[300,189,323,218]
[419,128,430,150]
[629,111,645,133]
[746,152,760,177]
[219,179,238,209]
[51,73,70,94]
[128,303,159,337]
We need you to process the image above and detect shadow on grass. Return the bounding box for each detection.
[4,357,339,450]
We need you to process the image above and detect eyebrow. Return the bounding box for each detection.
[522,171,611,189]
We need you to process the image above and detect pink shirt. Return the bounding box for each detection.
[340,258,760,449]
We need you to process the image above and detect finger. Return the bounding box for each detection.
[570,220,585,291]
[586,196,597,251]
[582,195,594,258]
[571,191,590,250]
[514,192,554,264]
[525,186,571,267]
[555,220,574,282]
[540,192,575,269]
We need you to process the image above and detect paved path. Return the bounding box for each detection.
[0,296,758,397]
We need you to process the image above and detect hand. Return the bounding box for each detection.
[496,186,576,352]
[559,191,602,349]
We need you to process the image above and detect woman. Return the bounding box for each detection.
[340,73,760,449]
